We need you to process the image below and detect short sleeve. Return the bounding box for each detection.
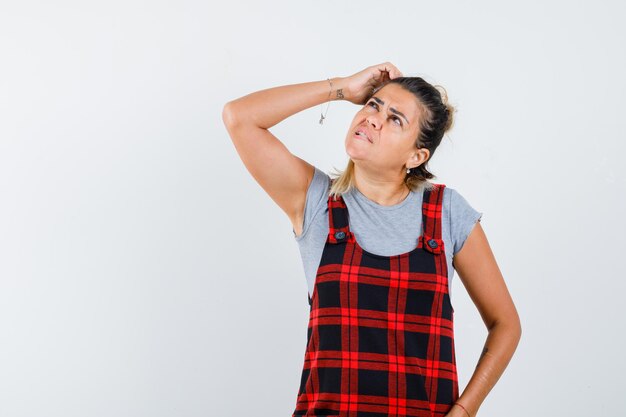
[293,166,330,240]
[449,188,483,256]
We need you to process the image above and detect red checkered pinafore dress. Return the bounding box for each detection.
[292,182,458,417]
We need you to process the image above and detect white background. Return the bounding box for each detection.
[1,1,625,416]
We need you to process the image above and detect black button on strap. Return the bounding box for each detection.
[427,239,439,249]
[334,231,346,240]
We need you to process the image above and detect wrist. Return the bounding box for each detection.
[453,401,472,417]
[329,77,349,101]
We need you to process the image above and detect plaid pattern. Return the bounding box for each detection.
[292,183,458,417]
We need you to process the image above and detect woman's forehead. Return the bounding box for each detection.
[374,84,419,112]
[373,84,421,122]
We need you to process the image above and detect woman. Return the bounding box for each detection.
[222,62,521,417]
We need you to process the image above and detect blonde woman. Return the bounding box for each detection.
[222,62,521,417]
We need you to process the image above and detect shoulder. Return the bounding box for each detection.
[294,166,331,239]
[442,186,483,256]
[309,166,331,198]
[444,186,480,216]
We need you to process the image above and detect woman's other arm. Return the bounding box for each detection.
[447,222,522,417]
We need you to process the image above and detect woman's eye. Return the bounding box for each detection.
[366,101,401,126]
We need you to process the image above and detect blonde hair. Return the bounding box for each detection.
[327,160,436,200]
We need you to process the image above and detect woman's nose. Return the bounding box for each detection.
[367,114,381,130]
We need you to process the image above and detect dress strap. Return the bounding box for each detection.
[326,179,353,244]
[420,183,446,254]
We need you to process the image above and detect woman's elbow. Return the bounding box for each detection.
[222,101,240,128]
[491,309,522,342]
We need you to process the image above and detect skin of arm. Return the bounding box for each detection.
[221,63,400,229]
[222,76,349,129]
[221,77,350,228]
[222,70,521,416]
[446,221,522,417]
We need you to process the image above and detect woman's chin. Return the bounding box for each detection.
[345,140,369,158]
[345,148,369,162]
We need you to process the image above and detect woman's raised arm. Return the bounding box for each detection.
[221,77,349,233]
[221,62,402,233]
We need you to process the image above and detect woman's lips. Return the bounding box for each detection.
[353,132,372,143]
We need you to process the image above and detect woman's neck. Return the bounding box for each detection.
[353,171,410,207]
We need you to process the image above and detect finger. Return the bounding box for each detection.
[384,62,401,79]
[387,64,403,79]
[376,63,392,75]
[382,67,399,80]
[376,68,389,82]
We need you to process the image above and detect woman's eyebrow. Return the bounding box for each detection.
[371,96,410,125]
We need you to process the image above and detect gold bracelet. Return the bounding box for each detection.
[319,78,332,125]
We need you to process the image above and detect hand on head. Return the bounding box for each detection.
[344,62,403,105]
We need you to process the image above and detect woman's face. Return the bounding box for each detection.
[345,83,426,174]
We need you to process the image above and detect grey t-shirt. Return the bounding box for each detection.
[292,166,483,306]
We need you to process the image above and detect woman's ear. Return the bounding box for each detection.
[417,148,430,165]
[407,148,429,169]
